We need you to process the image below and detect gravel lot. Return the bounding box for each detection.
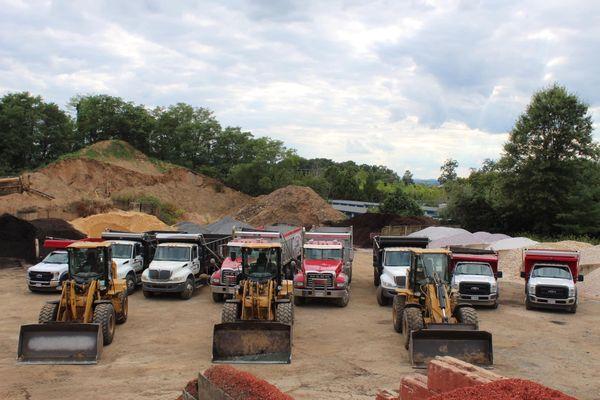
[1,249,599,399]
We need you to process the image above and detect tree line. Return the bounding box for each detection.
[0,92,441,206]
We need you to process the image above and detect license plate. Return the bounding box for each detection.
[35,283,42,287]
[471,296,479,300]
[314,290,326,297]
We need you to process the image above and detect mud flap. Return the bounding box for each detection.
[17,323,102,364]
[212,322,292,364]
[409,326,493,368]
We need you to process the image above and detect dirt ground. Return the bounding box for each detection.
[1,249,599,400]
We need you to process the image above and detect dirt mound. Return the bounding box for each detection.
[71,211,174,238]
[0,140,250,222]
[581,267,600,299]
[0,214,38,262]
[330,212,437,247]
[234,185,345,227]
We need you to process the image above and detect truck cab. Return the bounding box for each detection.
[27,250,69,292]
[293,238,349,307]
[210,243,243,302]
[521,249,583,313]
[372,236,429,306]
[450,250,501,308]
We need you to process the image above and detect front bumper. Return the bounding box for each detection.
[380,285,398,298]
[294,288,347,298]
[27,279,61,291]
[142,281,187,293]
[528,294,576,309]
[211,284,237,295]
[458,293,497,305]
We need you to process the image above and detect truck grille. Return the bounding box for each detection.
[394,276,406,287]
[221,269,238,285]
[536,285,568,299]
[459,282,491,295]
[29,271,53,281]
[306,272,334,289]
[149,270,172,280]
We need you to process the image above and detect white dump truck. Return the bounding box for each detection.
[101,231,157,294]
[142,233,229,300]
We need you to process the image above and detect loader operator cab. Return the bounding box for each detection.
[67,242,112,286]
[410,250,451,292]
[241,245,281,283]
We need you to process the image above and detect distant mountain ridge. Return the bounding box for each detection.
[413,178,439,186]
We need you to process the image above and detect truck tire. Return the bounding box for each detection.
[392,295,406,333]
[93,303,116,345]
[125,272,136,295]
[38,303,58,323]
[335,290,350,307]
[491,299,499,309]
[456,306,479,329]
[222,302,238,323]
[293,295,305,306]
[373,270,380,287]
[402,307,424,350]
[347,268,353,284]
[376,285,389,306]
[212,292,224,302]
[180,278,194,300]
[142,289,153,298]
[116,291,128,324]
[525,297,533,310]
[568,303,577,314]
[276,302,293,325]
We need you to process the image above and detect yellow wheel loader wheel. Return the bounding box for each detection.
[93,303,116,345]
[455,306,479,329]
[276,302,293,325]
[222,302,238,323]
[392,296,405,333]
[402,308,424,350]
[38,303,58,324]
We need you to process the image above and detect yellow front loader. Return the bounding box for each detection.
[18,241,128,364]
[391,249,493,367]
[212,243,294,364]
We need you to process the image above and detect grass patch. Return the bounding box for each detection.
[112,193,184,225]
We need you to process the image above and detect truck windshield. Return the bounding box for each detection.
[111,243,133,259]
[43,252,68,264]
[68,248,106,279]
[531,265,572,279]
[304,248,342,260]
[154,246,190,262]
[454,263,493,276]
[243,248,278,279]
[385,251,411,266]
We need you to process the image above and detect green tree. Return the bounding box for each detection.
[379,188,423,216]
[0,92,75,173]
[402,170,414,185]
[438,159,458,184]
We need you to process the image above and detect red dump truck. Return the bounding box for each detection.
[521,249,583,313]
[210,225,302,302]
[293,226,353,307]
[449,248,502,308]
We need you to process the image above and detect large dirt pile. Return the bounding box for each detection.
[0,140,250,222]
[234,185,345,227]
[331,212,437,247]
[71,211,174,238]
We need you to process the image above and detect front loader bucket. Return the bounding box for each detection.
[409,326,493,368]
[17,323,102,364]
[212,322,292,364]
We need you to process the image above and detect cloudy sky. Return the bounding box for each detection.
[1,0,599,177]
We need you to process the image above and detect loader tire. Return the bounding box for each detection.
[402,307,424,350]
[125,273,136,295]
[376,285,389,306]
[456,306,479,330]
[221,302,238,323]
[38,303,58,323]
[392,295,406,333]
[212,292,224,302]
[180,278,194,300]
[276,302,293,325]
[293,295,305,306]
[93,303,116,345]
[116,291,128,324]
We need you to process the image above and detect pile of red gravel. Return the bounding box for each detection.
[428,378,577,400]
[328,212,437,247]
[203,365,293,400]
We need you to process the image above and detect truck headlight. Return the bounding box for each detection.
[451,283,459,290]
[569,287,575,297]
[490,283,497,293]
[53,272,60,279]
[528,284,535,294]
[211,277,220,284]
[381,279,394,289]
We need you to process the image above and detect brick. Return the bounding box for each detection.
[376,389,400,400]
[427,356,503,393]
[400,374,439,400]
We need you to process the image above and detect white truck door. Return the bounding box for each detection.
[192,245,200,274]
[133,243,143,272]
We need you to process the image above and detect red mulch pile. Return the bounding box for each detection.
[328,212,437,247]
[203,365,293,400]
[428,378,577,400]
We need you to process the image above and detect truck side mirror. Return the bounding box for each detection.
[578,274,584,282]
[496,271,503,278]
[520,271,525,278]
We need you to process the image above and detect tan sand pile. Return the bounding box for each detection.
[499,241,594,282]
[71,211,174,238]
[0,140,249,222]
[234,185,345,226]
[581,267,600,299]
